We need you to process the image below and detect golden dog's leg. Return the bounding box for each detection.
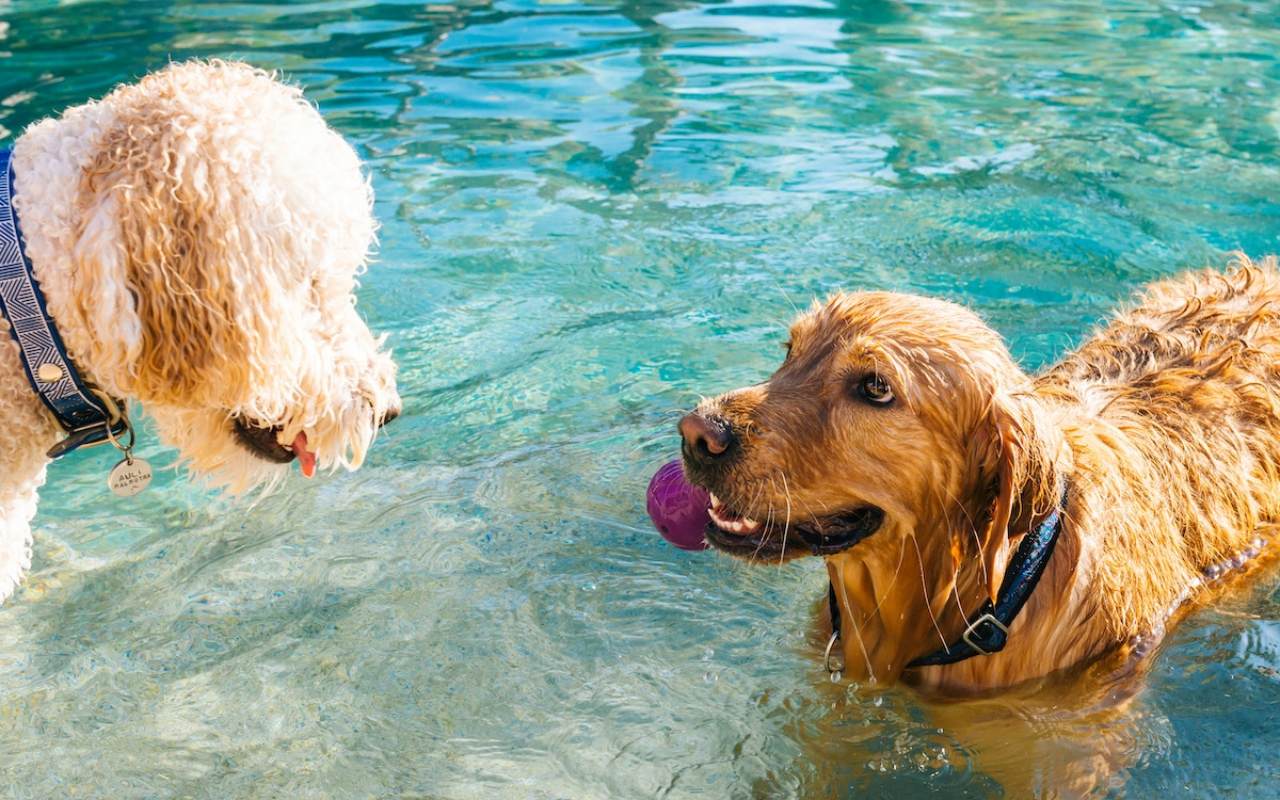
[917,657,1151,798]
[782,598,1152,795]
[764,645,1147,797]
[922,531,1280,797]
[776,530,1280,797]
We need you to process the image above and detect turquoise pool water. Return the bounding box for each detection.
[2,0,1280,796]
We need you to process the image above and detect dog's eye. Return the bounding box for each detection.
[857,374,894,406]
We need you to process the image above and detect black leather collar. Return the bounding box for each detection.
[825,491,1066,673]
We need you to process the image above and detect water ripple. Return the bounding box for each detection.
[1,0,1279,796]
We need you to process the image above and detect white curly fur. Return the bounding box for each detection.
[0,60,400,602]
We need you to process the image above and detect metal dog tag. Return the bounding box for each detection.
[108,456,152,497]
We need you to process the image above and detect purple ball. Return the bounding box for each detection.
[646,460,710,551]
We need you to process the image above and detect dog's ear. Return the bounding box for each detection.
[979,405,1018,606]
[72,107,255,408]
[970,393,1049,606]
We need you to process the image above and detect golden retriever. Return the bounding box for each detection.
[680,255,1280,693]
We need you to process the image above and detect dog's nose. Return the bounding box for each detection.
[679,413,736,462]
[380,405,401,427]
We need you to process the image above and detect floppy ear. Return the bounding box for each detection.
[970,393,1049,606]
[80,118,252,408]
[979,408,1018,605]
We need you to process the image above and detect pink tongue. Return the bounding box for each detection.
[291,432,317,478]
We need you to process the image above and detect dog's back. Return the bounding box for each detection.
[1033,256,1280,638]
[1042,255,1280,393]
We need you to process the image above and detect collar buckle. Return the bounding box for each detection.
[960,612,1009,657]
[902,488,1067,670]
[45,418,129,459]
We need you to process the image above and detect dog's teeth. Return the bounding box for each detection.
[709,504,763,536]
[710,493,722,510]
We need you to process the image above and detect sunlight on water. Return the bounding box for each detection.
[1,0,1279,797]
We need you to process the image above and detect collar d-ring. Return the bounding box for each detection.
[93,391,135,455]
[823,630,844,676]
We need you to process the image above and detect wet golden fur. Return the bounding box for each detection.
[688,255,1280,692]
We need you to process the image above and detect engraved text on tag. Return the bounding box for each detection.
[108,457,153,497]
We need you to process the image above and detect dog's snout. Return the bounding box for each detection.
[379,404,401,428]
[679,413,736,463]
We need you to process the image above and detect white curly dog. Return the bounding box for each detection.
[0,61,401,602]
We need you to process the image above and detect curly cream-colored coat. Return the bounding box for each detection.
[0,61,399,602]
[684,256,1280,692]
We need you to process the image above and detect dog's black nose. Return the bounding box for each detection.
[380,405,401,427]
[679,413,736,463]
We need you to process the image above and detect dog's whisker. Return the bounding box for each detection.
[867,534,908,620]
[931,483,978,618]
[769,279,801,318]
[779,470,793,566]
[748,503,774,565]
[950,568,973,629]
[956,493,989,592]
[790,492,826,530]
[908,531,950,650]
[747,480,766,522]
[832,559,876,681]
[751,480,779,563]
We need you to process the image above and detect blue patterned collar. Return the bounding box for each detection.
[0,148,128,458]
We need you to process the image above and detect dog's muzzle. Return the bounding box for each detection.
[703,502,884,559]
[232,418,296,463]
[231,404,400,466]
[793,508,885,555]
